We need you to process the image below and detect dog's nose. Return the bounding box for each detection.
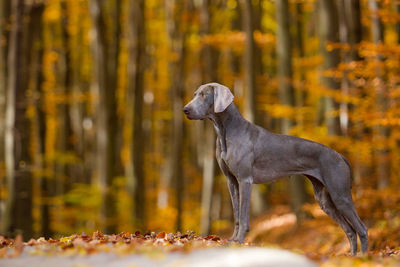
[183,106,190,115]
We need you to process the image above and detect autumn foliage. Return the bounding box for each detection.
[1,0,400,265]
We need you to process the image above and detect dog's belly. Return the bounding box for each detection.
[252,160,321,184]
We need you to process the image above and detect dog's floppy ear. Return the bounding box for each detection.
[213,83,234,113]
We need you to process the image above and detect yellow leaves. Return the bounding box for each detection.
[226,0,237,9]
[372,117,400,127]
[261,104,314,120]
[348,140,373,165]
[66,0,85,37]
[202,31,275,51]
[48,151,80,165]
[154,110,173,120]
[293,55,323,69]
[305,84,361,105]
[202,31,243,50]
[42,51,58,94]
[26,105,36,119]
[43,1,61,22]
[325,41,347,52]
[211,219,232,233]
[254,31,276,48]
[148,206,178,233]
[320,41,400,61]
[60,236,74,243]
[186,33,201,50]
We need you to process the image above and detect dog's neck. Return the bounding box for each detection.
[208,103,245,153]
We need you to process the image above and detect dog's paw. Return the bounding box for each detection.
[227,237,239,242]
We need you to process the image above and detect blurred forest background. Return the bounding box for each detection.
[1,0,400,252]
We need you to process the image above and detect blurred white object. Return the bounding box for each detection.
[1,247,316,267]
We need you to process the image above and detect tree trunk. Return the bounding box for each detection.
[276,0,307,221]
[295,2,306,121]
[127,0,146,230]
[199,0,216,236]
[240,0,264,217]
[89,0,120,234]
[0,0,11,221]
[26,3,46,237]
[344,0,365,185]
[252,0,263,126]
[346,0,362,61]
[69,2,86,185]
[2,0,34,238]
[396,2,400,44]
[0,1,10,153]
[276,0,294,135]
[369,0,390,189]
[338,0,362,136]
[240,0,256,123]
[171,52,185,232]
[338,0,351,136]
[0,1,10,95]
[165,0,187,231]
[319,0,341,135]
[55,1,74,196]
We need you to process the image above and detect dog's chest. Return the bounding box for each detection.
[220,139,253,171]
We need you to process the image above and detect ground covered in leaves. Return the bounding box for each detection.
[2,189,400,266]
[0,229,398,266]
[247,188,400,266]
[0,231,228,258]
[0,231,314,267]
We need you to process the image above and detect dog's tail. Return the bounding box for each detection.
[340,154,353,187]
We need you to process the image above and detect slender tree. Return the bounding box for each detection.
[2,0,34,238]
[165,0,188,231]
[338,0,351,136]
[51,0,74,197]
[26,2,46,237]
[127,0,146,230]
[369,0,390,189]
[240,0,256,123]
[0,1,10,97]
[239,0,264,217]
[69,1,87,185]
[199,0,216,236]
[396,2,400,44]
[252,0,263,120]
[318,0,341,135]
[276,0,307,220]
[294,1,306,117]
[343,0,366,185]
[0,0,11,221]
[346,0,363,61]
[89,0,121,233]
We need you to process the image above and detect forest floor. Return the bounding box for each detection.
[1,188,400,266]
[245,187,400,266]
[0,231,315,267]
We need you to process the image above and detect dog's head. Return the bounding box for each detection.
[183,83,234,120]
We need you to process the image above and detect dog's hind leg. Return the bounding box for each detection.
[328,190,368,254]
[320,165,368,255]
[308,177,358,255]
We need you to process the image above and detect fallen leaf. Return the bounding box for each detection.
[156,232,166,239]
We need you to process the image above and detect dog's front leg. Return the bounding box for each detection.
[226,176,240,241]
[237,178,252,243]
[216,156,240,241]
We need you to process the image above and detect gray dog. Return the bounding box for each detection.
[183,83,368,255]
